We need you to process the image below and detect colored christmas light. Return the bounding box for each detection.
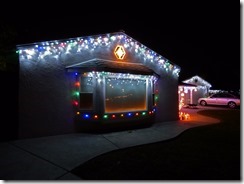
[17,32,181,77]
[72,70,157,121]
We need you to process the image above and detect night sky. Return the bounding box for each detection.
[4,2,240,91]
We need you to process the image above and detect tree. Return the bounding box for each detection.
[0,22,18,72]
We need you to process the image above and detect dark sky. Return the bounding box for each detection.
[7,2,240,91]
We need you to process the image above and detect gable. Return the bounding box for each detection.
[16,31,180,78]
[182,75,212,88]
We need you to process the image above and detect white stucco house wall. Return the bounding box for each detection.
[17,31,181,139]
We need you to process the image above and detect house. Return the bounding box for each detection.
[17,31,181,139]
[181,75,212,105]
[178,81,197,109]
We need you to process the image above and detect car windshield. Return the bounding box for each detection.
[210,93,239,98]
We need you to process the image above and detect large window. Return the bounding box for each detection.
[105,77,147,113]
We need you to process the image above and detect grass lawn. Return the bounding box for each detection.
[71,109,241,180]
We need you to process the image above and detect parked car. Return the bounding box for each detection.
[198,93,240,109]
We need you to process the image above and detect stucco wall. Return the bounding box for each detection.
[155,73,179,122]
[19,58,75,138]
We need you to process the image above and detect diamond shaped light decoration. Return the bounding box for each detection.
[114,45,126,60]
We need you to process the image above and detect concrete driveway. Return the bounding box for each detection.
[0,105,224,180]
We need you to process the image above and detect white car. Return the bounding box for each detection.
[198,93,240,109]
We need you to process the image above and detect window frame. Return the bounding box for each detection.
[79,76,94,110]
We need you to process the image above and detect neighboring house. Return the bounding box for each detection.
[17,31,181,139]
[182,75,212,105]
[178,82,197,108]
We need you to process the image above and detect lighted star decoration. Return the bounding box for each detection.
[114,45,126,59]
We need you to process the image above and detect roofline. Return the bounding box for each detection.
[65,58,159,77]
[178,82,197,87]
[16,30,181,70]
[16,31,125,48]
[182,75,211,86]
[65,58,148,69]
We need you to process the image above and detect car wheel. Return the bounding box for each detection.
[200,100,207,106]
[228,101,236,109]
